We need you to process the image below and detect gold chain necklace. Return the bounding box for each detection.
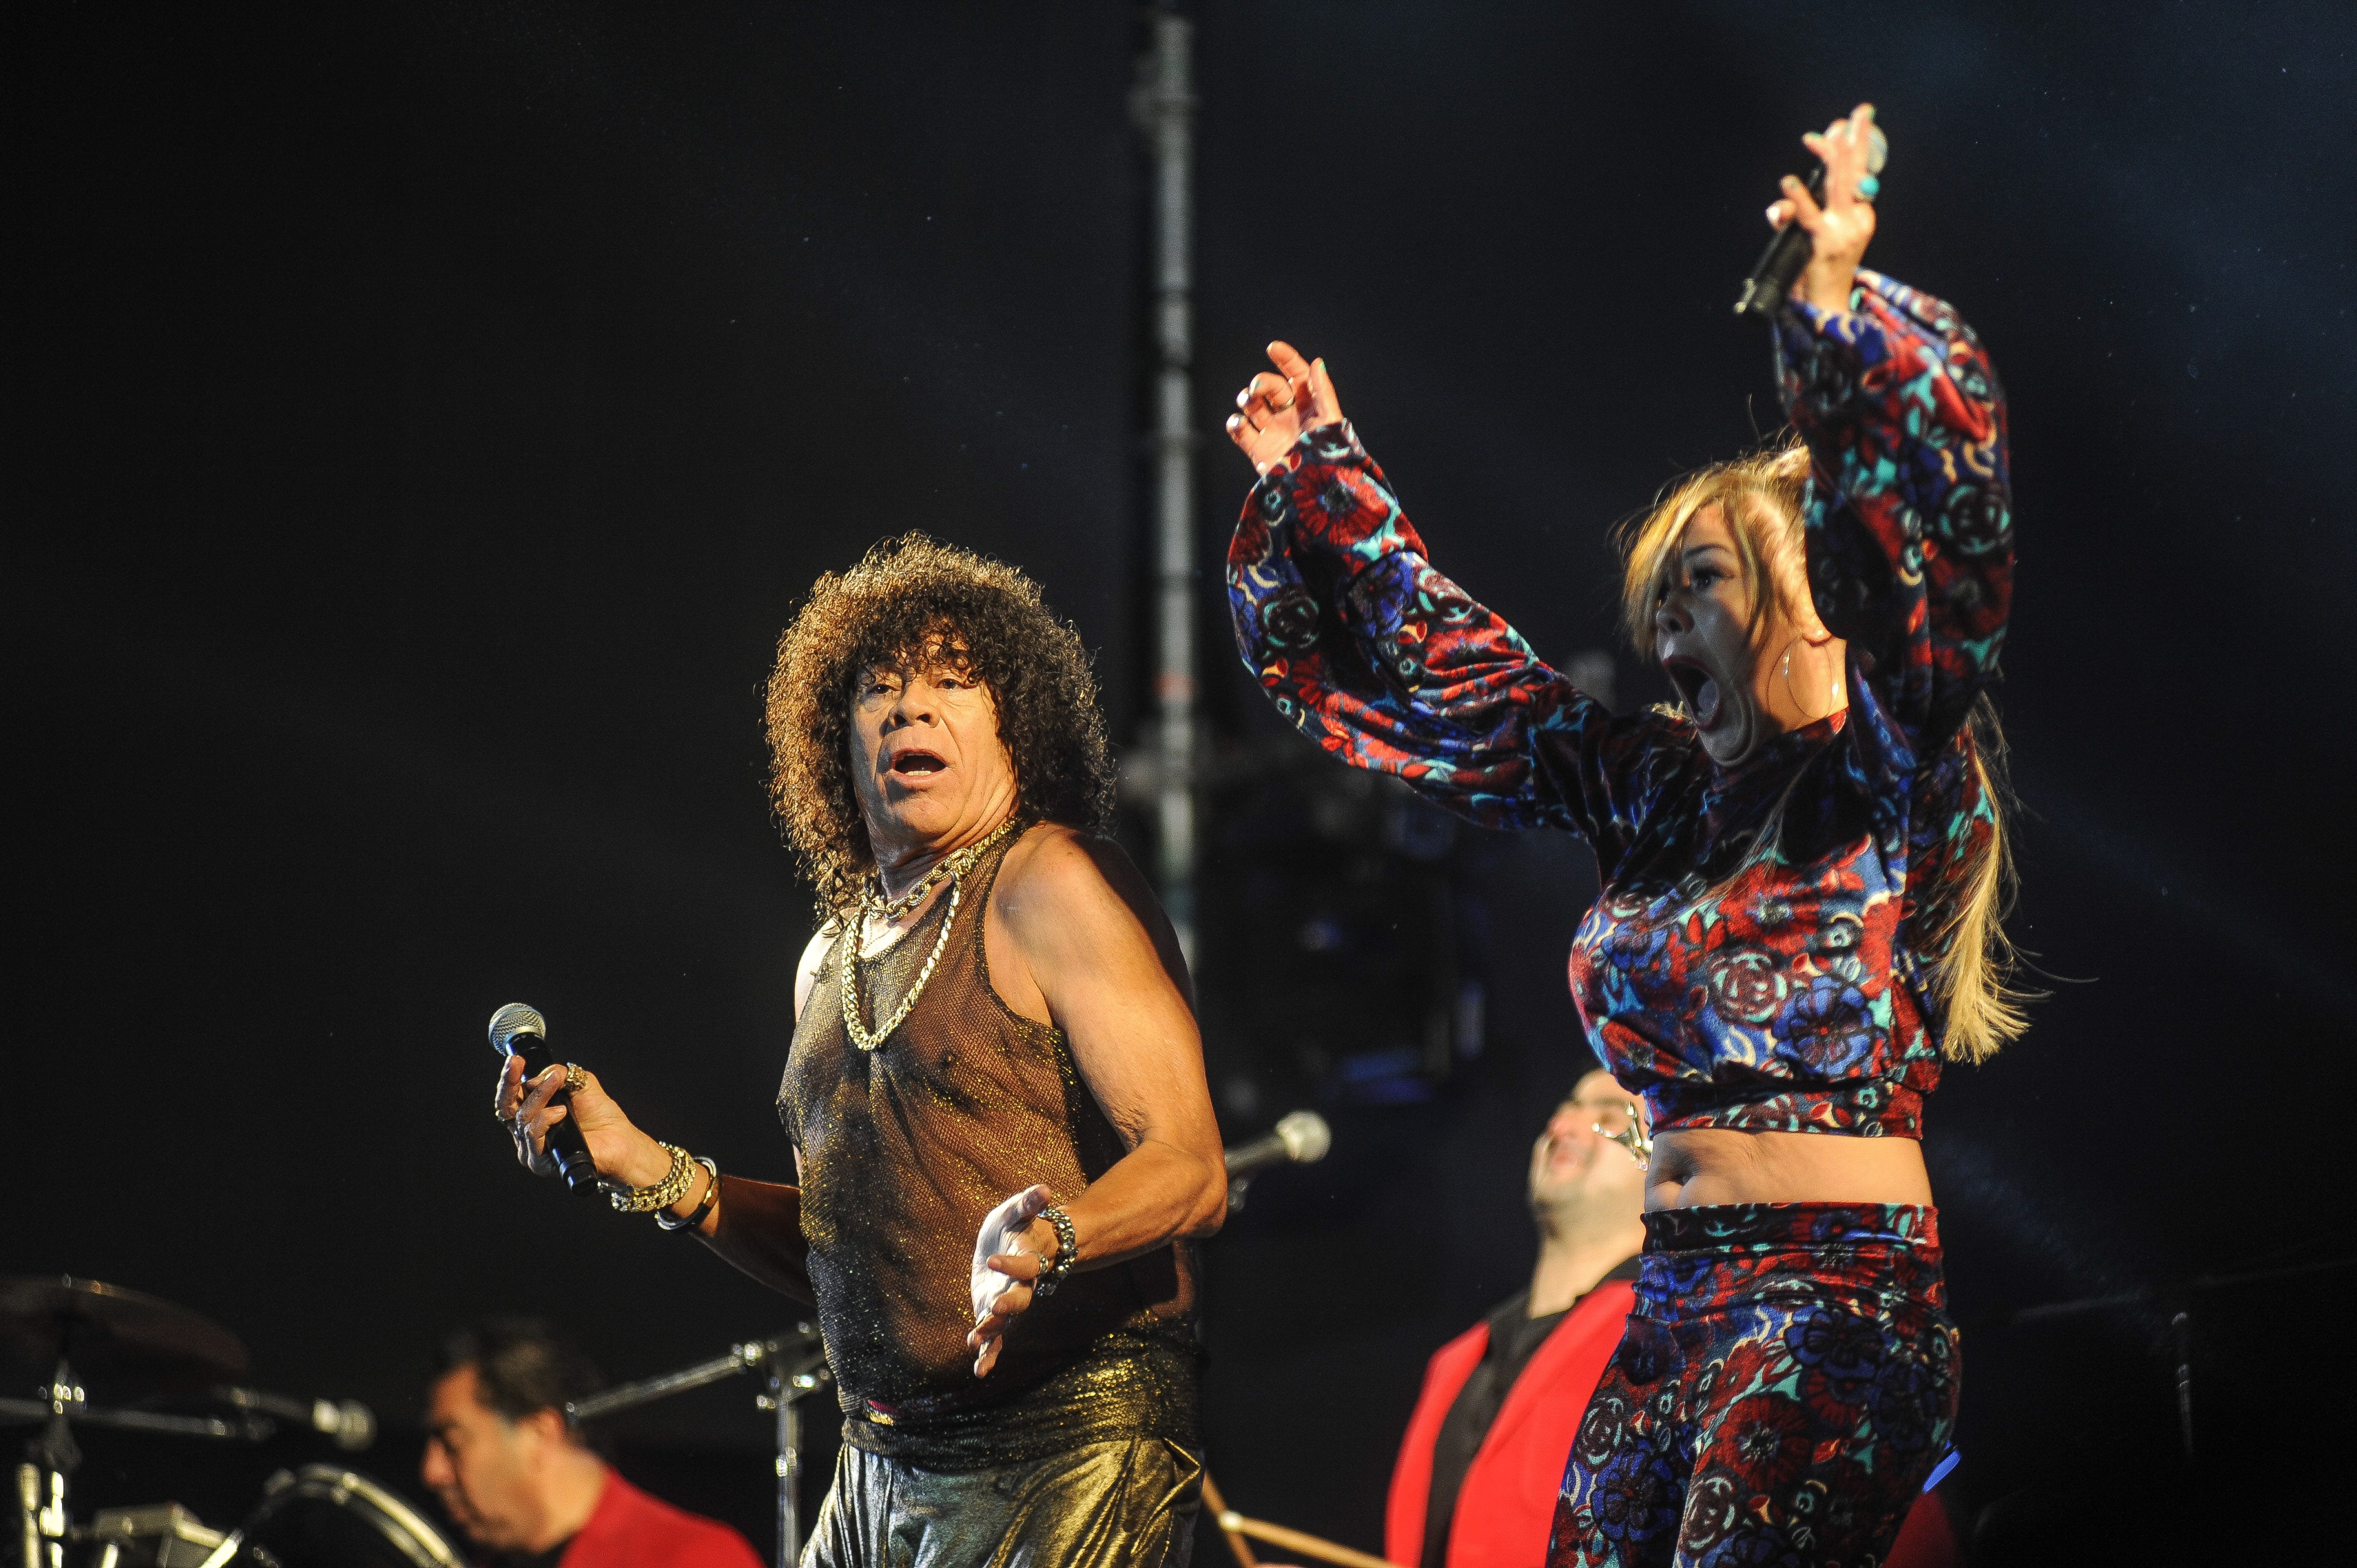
[865,839,968,922]
[839,817,1020,1053]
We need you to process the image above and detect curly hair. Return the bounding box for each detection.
[765,534,1117,918]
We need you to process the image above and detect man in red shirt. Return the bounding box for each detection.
[1385,1071,1646,1568]
[422,1319,765,1568]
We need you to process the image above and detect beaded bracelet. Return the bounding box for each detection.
[1034,1204,1078,1297]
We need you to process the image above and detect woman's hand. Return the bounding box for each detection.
[1224,341,1344,475]
[493,1055,673,1190]
[1768,102,1880,316]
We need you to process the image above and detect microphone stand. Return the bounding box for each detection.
[565,1326,829,1568]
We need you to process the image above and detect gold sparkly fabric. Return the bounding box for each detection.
[779,828,1201,1471]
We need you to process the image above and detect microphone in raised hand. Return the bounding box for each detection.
[489,1003,604,1193]
[1735,113,1888,319]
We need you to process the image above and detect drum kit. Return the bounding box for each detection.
[1,1276,833,1568]
[0,1275,442,1568]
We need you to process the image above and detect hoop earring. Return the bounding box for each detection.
[1780,636,1841,723]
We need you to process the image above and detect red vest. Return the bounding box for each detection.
[1383,1282,1635,1568]
[558,1469,765,1568]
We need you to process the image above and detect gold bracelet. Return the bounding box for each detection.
[655,1158,722,1232]
[608,1143,695,1214]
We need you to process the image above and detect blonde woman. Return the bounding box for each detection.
[1222,106,2020,1566]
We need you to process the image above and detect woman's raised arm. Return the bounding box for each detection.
[1767,105,2014,750]
[1222,347,1678,860]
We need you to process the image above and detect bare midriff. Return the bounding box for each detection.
[1645,1127,1934,1211]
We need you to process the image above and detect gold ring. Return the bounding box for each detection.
[564,1063,587,1095]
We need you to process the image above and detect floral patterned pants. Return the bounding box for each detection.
[1548,1203,1958,1567]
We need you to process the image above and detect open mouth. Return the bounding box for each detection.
[1539,1138,1591,1186]
[1663,657,1722,728]
[888,748,948,777]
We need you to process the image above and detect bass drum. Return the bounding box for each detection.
[207,1466,464,1568]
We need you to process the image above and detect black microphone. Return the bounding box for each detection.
[1733,121,1888,319]
[488,1003,603,1193]
[1223,1110,1331,1212]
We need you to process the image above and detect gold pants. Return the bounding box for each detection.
[803,1437,1201,1568]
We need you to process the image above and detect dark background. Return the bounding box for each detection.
[7,2,2352,1562]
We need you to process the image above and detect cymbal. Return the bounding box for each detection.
[0,1277,249,1395]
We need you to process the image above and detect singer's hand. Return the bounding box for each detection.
[965,1185,1062,1378]
[1225,342,1344,475]
[1767,102,1880,316]
[495,1056,672,1188]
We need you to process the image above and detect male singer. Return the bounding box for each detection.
[493,537,1226,1566]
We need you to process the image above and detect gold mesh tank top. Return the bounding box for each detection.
[777,826,1201,1469]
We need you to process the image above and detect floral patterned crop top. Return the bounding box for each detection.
[1225,272,2013,1138]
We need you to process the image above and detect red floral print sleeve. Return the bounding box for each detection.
[1225,422,1689,871]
